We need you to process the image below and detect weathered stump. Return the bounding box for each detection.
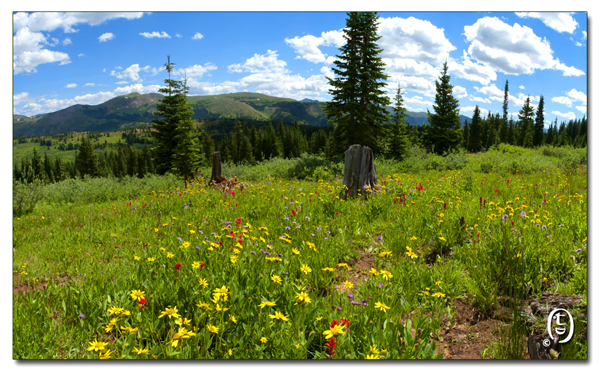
[208,151,222,186]
[339,144,381,200]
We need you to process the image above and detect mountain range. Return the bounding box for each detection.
[13,92,472,138]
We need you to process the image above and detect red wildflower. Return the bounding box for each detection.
[443,202,447,209]
[238,239,243,244]
[174,262,182,270]
[292,209,296,216]
[137,297,147,307]
[235,218,242,226]
[326,337,337,356]
[340,318,350,327]
[330,319,339,328]
[511,221,514,225]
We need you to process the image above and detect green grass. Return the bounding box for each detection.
[12,147,587,359]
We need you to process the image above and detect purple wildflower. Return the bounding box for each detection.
[337,306,342,311]
[377,284,383,288]
[79,313,85,319]
[502,214,508,221]
[251,251,256,254]
[575,249,582,253]
[347,293,354,299]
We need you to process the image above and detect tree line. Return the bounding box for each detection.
[13,12,587,184]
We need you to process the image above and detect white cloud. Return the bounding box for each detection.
[192,32,204,40]
[13,12,145,34]
[13,26,70,74]
[285,30,344,64]
[173,63,218,79]
[98,32,114,42]
[13,12,144,74]
[378,16,456,65]
[447,51,497,85]
[78,53,85,57]
[176,33,182,38]
[140,31,171,39]
[14,92,30,106]
[65,83,77,88]
[84,83,95,87]
[470,96,491,104]
[575,42,582,47]
[519,85,525,89]
[110,64,142,81]
[115,81,129,85]
[62,38,72,45]
[464,17,583,77]
[552,96,573,107]
[228,50,288,74]
[582,31,587,40]
[552,110,577,120]
[554,62,585,76]
[453,85,468,98]
[515,12,578,34]
[567,88,586,104]
[575,106,587,114]
[403,95,433,107]
[474,83,525,106]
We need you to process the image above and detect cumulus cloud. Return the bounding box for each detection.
[285,30,344,64]
[84,83,95,87]
[65,83,77,88]
[519,85,525,89]
[447,51,497,85]
[378,16,456,65]
[192,32,204,40]
[575,106,587,114]
[176,33,182,38]
[515,12,578,34]
[14,83,161,116]
[552,96,573,107]
[110,64,142,81]
[62,38,72,45]
[453,85,468,98]
[78,53,85,57]
[173,63,218,79]
[13,26,70,74]
[474,83,525,107]
[98,32,114,42]
[566,88,586,104]
[13,12,145,75]
[228,50,288,74]
[552,110,577,120]
[14,92,30,106]
[582,31,587,40]
[463,17,584,77]
[470,96,491,104]
[13,12,145,33]
[140,31,170,39]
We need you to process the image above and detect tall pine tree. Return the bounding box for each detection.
[387,84,410,160]
[324,12,390,154]
[423,62,463,154]
[533,96,545,147]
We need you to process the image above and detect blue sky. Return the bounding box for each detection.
[13,10,588,127]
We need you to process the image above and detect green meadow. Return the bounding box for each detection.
[12,145,587,359]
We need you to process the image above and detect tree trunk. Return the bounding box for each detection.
[339,144,381,200]
[208,151,222,186]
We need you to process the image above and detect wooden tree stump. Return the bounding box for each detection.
[208,151,222,186]
[339,144,381,200]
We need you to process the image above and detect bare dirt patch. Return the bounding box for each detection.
[13,272,72,296]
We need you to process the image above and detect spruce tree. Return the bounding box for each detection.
[468,106,482,152]
[151,56,200,180]
[201,132,215,166]
[75,138,100,177]
[533,96,545,147]
[423,62,463,154]
[463,119,470,149]
[388,85,410,160]
[324,12,390,154]
[517,96,535,147]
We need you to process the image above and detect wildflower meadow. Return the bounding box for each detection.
[13,146,587,359]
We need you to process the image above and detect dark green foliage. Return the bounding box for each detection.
[467,106,482,152]
[388,85,410,160]
[75,138,100,177]
[533,96,545,147]
[324,12,390,155]
[518,97,535,148]
[151,57,201,181]
[423,62,463,155]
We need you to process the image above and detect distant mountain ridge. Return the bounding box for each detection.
[13,92,471,138]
